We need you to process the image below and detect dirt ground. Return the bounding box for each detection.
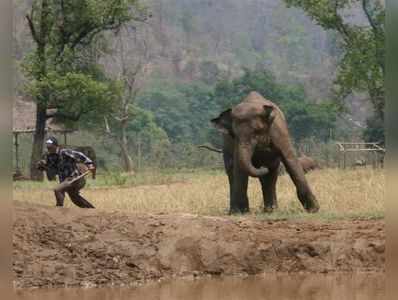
[13,201,385,288]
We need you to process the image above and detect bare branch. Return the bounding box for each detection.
[38,0,51,48]
[46,110,83,121]
[55,0,72,61]
[361,0,385,75]
[332,2,351,43]
[362,0,379,34]
[70,25,95,50]
[26,15,41,45]
[104,116,119,140]
[69,0,128,51]
[104,116,111,133]
[114,116,129,123]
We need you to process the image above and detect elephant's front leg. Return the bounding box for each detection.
[231,150,249,214]
[223,153,235,214]
[259,167,279,213]
[280,148,319,212]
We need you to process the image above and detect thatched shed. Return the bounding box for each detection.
[13,97,71,132]
[13,97,74,174]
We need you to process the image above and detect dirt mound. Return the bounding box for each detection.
[13,201,385,288]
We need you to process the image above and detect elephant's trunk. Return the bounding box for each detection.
[238,142,269,177]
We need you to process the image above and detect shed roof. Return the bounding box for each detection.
[13,97,73,133]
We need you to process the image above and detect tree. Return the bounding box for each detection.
[283,100,338,142]
[137,82,192,143]
[212,68,284,109]
[103,25,150,173]
[137,80,219,145]
[283,0,385,143]
[23,0,148,180]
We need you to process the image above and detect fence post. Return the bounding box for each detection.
[137,134,142,171]
[14,132,20,173]
[343,149,346,169]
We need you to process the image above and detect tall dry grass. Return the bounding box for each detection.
[13,168,384,219]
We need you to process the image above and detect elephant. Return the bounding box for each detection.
[298,155,321,173]
[211,91,320,214]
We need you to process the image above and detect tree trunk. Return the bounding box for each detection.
[120,143,134,173]
[119,124,134,173]
[29,2,49,181]
[29,103,47,181]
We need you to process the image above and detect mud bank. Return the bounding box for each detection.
[13,201,385,288]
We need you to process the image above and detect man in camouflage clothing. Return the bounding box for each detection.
[37,136,96,208]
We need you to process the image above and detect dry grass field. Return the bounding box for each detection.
[13,167,384,220]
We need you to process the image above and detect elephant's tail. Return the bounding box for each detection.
[197,145,223,153]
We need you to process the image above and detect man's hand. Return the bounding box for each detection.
[88,164,96,179]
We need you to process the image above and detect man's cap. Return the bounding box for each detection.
[45,136,58,146]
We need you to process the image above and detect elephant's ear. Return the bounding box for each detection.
[262,104,276,124]
[211,109,233,135]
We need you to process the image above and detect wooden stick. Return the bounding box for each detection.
[68,171,90,184]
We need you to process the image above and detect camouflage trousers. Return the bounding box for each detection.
[54,177,94,208]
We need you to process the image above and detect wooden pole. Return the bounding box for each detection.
[64,132,67,145]
[343,150,346,169]
[325,149,329,168]
[14,132,20,172]
[137,134,142,171]
[339,145,343,169]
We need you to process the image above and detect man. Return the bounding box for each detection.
[37,136,96,208]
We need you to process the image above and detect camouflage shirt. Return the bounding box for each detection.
[42,148,94,182]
